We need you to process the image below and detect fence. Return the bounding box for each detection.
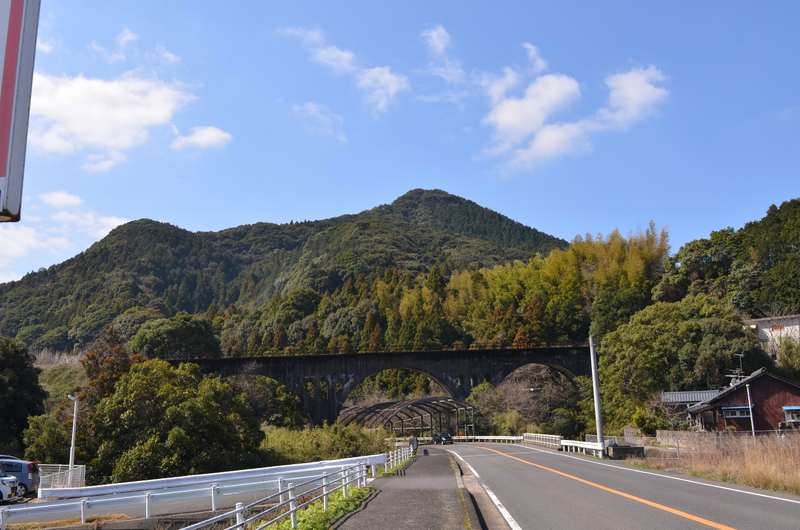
[1,454,387,529]
[452,435,522,443]
[522,433,562,449]
[561,440,605,458]
[38,465,86,488]
[183,447,413,530]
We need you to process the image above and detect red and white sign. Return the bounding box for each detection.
[0,0,39,222]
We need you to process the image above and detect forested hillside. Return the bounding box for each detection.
[654,198,800,316]
[0,189,565,351]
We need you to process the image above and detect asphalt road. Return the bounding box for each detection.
[448,443,800,530]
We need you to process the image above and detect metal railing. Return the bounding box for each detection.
[452,435,523,443]
[561,439,606,457]
[39,465,86,488]
[1,454,386,529]
[522,433,562,449]
[183,447,414,530]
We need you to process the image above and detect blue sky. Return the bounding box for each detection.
[1,1,798,282]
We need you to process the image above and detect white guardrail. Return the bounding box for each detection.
[453,435,522,443]
[183,446,414,530]
[522,433,562,449]
[0,453,388,529]
[560,439,606,457]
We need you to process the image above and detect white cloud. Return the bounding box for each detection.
[156,45,181,64]
[312,45,356,74]
[50,210,128,239]
[596,66,668,129]
[0,199,128,282]
[430,59,465,84]
[421,25,451,56]
[117,28,138,48]
[496,65,669,169]
[292,102,347,143]
[0,224,71,282]
[482,67,520,105]
[522,42,548,75]
[356,67,410,114]
[40,191,82,208]
[282,27,324,46]
[89,40,125,63]
[30,72,194,170]
[483,74,580,153]
[171,126,232,150]
[420,24,466,89]
[89,28,137,63]
[283,26,408,113]
[82,151,127,172]
[36,39,54,54]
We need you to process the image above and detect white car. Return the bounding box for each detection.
[0,473,18,503]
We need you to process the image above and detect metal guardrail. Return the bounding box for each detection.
[522,433,562,449]
[0,454,387,529]
[453,436,523,443]
[561,439,606,457]
[183,447,413,530]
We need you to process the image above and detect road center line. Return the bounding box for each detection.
[476,445,736,530]
[510,443,800,506]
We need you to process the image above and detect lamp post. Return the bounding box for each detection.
[67,394,79,486]
[589,335,605,457]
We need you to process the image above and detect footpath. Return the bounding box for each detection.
[337,446,484,530]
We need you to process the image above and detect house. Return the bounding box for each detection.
[687,368,800,432]
[743,314,800,361]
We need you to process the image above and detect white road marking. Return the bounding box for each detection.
[510,443,800,506]
[447,449,522,530]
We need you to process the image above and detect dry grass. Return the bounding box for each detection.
[633,433,800,495]
[7,513,128,529]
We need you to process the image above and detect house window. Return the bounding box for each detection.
[721,406,751,418]
[784,407,800,423]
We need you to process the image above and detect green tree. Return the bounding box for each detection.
[129,313,221,360]
[597,295,773,432]
[230,376,306,427]
[92,360,263,482]
[777,337,800,380]
[0,337,46,452]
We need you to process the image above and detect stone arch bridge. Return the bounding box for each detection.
[190,346,590,425]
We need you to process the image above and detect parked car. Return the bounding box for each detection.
[433,432,453,445]
[0,458,39,496]
[0,473,18,503]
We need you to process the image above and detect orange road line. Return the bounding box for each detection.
[475,445,736,530]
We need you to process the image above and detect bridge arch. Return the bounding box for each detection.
[189,346,590,425]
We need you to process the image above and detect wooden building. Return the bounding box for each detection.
[687,369,800,432]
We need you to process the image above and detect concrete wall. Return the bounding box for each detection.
[744,315,800,360]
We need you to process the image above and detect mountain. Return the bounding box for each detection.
[0,189,566,350]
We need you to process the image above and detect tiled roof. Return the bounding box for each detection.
[660,389,721,404]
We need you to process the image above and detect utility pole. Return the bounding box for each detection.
[745,384,756,439]
[67,394,79,486]
[589,335,605,457]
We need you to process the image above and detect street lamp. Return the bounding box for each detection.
[67,394,78,486]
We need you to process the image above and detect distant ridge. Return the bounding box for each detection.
[0,189,566,350]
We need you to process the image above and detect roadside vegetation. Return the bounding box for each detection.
[634,434,800,495]
[262,424,389,464]
[270,486,374,530]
